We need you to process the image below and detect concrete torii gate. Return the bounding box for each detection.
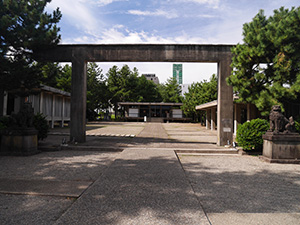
[36,44,234,146]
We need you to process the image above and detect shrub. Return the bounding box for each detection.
[236,118,269,151]
[33,113,49,140]
[0,116,12,131]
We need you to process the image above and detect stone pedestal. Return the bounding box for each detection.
[0,128,39,156]
[260,132,300,164]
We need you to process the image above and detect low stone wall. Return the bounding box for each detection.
[0,128,39,156]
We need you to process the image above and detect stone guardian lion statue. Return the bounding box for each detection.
[268,105,296,134]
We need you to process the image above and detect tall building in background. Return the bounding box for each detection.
[142,74,159,84]
[173,64,182,84]
[181,84,190,96]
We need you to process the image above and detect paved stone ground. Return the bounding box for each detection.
[0,151,119,224]
[164,123,217,143]
[86,122,145,137]
[44,122,224,150]
[55,149,209,225]
[1,122,300,224]
[179,155,300,225]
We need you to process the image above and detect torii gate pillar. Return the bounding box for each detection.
[217,55,233,146]
[70,48,87,143]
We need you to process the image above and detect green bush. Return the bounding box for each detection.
[236,118,269,151]
[33,113,49,140]
[0,116,11,131]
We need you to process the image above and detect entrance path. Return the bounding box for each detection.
[55,149,210,225]
[1,122,299,224]
[130,123,234,152]
[138,122,169,139]
[54,123,212,224]
[45,122,227,150]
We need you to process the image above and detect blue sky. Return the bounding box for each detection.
[46,0,299,84]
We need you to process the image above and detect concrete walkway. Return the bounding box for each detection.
[1,122,299,224]
[55,149,209,225]
[54,123,211,224]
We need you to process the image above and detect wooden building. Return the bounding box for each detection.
[196,100,260,135]
[118,102,190,122]
[2,85,71,128]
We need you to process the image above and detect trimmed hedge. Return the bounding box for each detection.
[236,118,269,151]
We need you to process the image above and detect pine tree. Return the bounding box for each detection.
[182,74,217,121]
[86,63,109,120]
[160,77,183,103]
[227,7,300,115]
[0,0,61,92]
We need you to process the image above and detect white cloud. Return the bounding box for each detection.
[46,0,101,33]
[195,14,216,18]
[128,9,179,19]
[92,26,209,44]
[62,24,210,44]
[96,0,127,7]
[97,28,163,43]
[178,0,220,9]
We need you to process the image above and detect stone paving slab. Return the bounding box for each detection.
[0,193,74,225]
[55,149,210,225]
[0,151,118,181]
[86,122,145,137]
[42,122,225,150]
[0,150,120,224]
[0,178,92,197]
[208,213,300,225]
[179,155,300,225]
[138,122,169,139]
[163,123,217,144]
[163,123,224,148]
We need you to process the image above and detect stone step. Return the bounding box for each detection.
[49,132,136,138]
[175,148,239,154]
[60,145,124,152]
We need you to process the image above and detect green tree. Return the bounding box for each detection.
[40,62,62,88]
[136,75,162,102]
[119,65,139,102]
[182,74,218,121]
[107,65,165,117]
[107,65,122,117]
[160,77,183,103]
[56,64,72,92]
[227,7,300,115]
[43,63,110,121]
[107,65,140,117]
[86,62,109,120]
[0,0,61,92]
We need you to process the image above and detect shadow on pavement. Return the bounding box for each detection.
[40,133,218,150]
[180,156,300,214]
[55,152,209,225]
